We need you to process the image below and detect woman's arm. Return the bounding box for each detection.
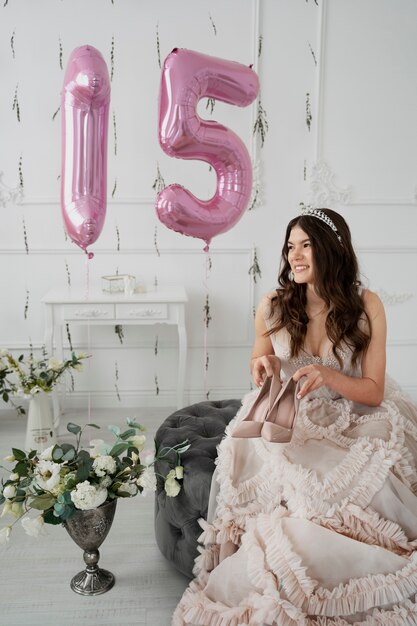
[250,295,282,387]
[293,290,387,406]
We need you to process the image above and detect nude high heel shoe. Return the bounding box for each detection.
[231,375,282,438]
[261,377,300,443]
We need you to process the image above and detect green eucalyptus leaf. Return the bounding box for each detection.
[174,443,191,454]
[0,495,5,505]
[30,494,56,511]
[67,422,81,434]
[126,418,145,430]
[108,425,121,437]
[109,442,129,457]
[2,391,9,402]
[54,502,65,514]
[28,450,37,459]
[11,448,26,461]
[14,461,29,477]
[119,428,137,441]
[86,423,101,429]
[62,448,75,462]
[76,450,90,463]
[52,446,64,461]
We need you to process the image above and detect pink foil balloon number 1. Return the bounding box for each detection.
[156,48,260,250]
[61,45,110,258]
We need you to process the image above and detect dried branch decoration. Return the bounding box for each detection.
[12,84,20,122]
[206,97,216,114]
[248,248,261,283]
[304,160,307,181]
[308,42,317,66]
[153,225,160,257]
[258,34,263,58]
[152,162,165,193]
[112,110,117,156]
[114,361,121,401]
[156,22,161,69]
[18,154,24,190]
[154,335,159,356]
[110,35,115,81]
[59,37,63,70]
[10,29,15,59]
[154,275,158,289]
[112,177,117,198]
[306,92,312,132]
[208,13,217,35]
[154,374,160,396]
[205,352,209,372]
[52,105,61,121]
[65,260,71,287]
[24,289,29,320]
[4,0,9,7]
[66,323,73,351]
[253,97,268,147]
[115,324,124,344]
[22,216,29,254]
[204,295,211,329]
[115,224,120,251]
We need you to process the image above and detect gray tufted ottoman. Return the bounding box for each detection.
[154,399,241,578]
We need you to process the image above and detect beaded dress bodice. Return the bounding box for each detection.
[264,302,362,401]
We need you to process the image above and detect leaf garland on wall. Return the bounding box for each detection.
[22,215,29,253]
[65,259,71,287]
[248,247,261,284]
[253,97,268,147]
[24,288,29,320]
[112,110,117,156]
[208,13,217,36]
[58,37,63,70]
[156,22,161,69]
[114,324,124,344]
[110,34,115,81]
[10,28,15,58]
[66,323,73,351]
[306,92,312,131]
[12,84,20,122]
[154,334,159,396]
[114,360,121,401]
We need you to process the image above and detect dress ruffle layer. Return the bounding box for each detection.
[173,377,417,626]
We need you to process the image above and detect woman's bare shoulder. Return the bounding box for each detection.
[361,288,384,320]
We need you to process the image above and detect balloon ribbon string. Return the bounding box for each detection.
[85,255,91,422]
[203,248,211,398]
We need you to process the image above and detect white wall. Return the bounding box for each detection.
[0,0,416,408]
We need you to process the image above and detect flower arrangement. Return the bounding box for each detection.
[0,420,189,543]
[0,349,88,414]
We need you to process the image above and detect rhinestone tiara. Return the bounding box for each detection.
[300,206,343,245]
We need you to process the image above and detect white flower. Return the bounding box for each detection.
[137,466,157,495]
[128,435,146,452]
[1,500,23,519]
[0,526,11,544]
[21,515,47,538]
[9,473,19,482]
[164,469,181,497]
[34,460,61,491]
[3,485,16,499]
[39,445,54,461]
[175,465,184,480]
[117,482,138,497]
[89,439,111,457]
[4,455,15,463]
[47,357,63,372]
[92,455,117,477]
[100,476,112,488]
[30,386,42,396]
[70,482,108,510]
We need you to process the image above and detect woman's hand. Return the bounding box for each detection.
[292,364,331,399]
[251,355,281,388]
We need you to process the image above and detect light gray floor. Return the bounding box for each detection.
[0,407,189,626]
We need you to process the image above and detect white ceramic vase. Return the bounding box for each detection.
[25,392,56,451]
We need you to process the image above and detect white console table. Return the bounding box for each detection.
[42,286,188,424]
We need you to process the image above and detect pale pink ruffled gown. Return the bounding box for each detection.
[173,304,417,625]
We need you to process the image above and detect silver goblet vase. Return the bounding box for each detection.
[64,499,117,595]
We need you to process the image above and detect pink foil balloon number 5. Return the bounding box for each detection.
[156,48,260,250]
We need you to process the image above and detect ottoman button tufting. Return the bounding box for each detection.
[153,398,241,578]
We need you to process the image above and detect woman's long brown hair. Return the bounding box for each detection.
[267,209,371,366]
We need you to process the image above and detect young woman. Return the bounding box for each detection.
[173,208,417,625]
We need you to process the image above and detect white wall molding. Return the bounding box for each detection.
[0,171,23,207]
[307,159,352,207]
